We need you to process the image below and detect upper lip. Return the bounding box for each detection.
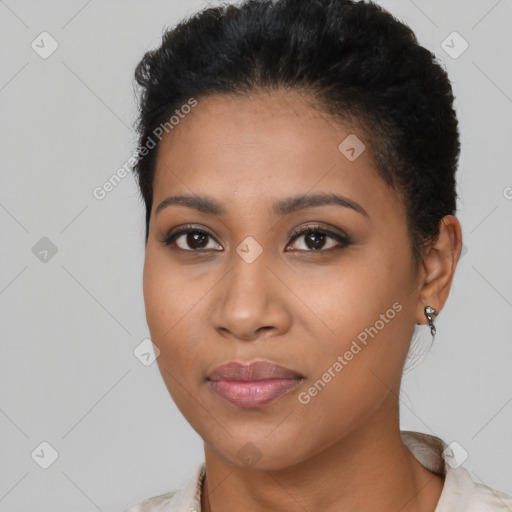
[207,360,303,382]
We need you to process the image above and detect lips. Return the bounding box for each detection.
[207,360,304,408]
[208,360,303,382]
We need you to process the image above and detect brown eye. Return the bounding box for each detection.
[287,226,350,252]
[162,226,223,251]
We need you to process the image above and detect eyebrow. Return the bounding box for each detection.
[155,192,368,217]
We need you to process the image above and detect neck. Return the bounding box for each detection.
[200,403,444,512]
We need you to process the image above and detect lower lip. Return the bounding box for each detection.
[208,378,302,408]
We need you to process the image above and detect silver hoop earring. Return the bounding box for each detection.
[424,306,438,341]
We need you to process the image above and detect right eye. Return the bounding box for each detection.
[161,225,223,252]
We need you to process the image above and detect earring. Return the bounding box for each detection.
[424,306,438,341]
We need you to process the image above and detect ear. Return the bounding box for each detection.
[415,215,463,325]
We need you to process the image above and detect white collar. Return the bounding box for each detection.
[126,430,512,511]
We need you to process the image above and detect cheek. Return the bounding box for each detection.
[143,259,205,417]
[296,245,415,385]
[292,286,411,445]
[143,247,198,338]
[142,250,202,376]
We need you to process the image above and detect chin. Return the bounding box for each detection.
[204,429,309,471]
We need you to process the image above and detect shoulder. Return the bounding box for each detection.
[123,461,205,512]
[400,431,512,511]
[438,448,512,510]
[467,480,512,510]
[123,489,181,512]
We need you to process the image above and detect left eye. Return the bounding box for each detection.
[287,228,348,252]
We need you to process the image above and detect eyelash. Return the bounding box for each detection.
[161,223,351,253]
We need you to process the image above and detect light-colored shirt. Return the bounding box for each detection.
[125,431,512,511]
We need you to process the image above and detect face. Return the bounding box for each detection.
[143,91,422,470]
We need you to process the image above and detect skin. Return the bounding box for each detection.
[142,90,463,512]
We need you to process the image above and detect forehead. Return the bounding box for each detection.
[152,91,393,213]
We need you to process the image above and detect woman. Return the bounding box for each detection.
[125,0,512,510]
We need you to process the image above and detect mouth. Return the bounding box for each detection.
[207,360,304,408]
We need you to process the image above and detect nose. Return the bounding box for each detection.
[210,250,292,342]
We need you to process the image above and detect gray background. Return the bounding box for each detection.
[1,0,511,510]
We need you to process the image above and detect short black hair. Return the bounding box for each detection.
[133,0,460,264]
